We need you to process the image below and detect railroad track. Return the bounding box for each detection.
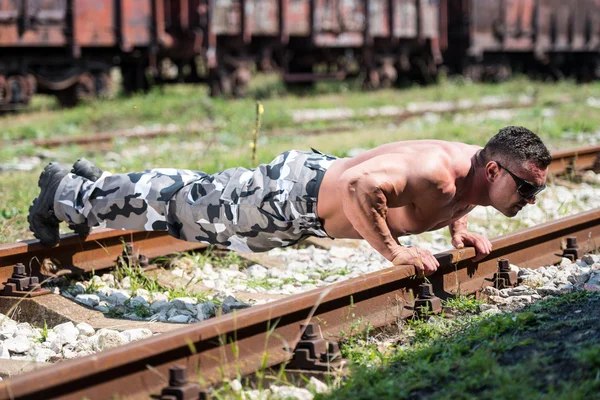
[0,145,599,399]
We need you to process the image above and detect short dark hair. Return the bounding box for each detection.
[480,126,552,169]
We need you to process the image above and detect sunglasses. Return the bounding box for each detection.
[495,161,546,200]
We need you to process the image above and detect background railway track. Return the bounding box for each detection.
[1,145,600,399]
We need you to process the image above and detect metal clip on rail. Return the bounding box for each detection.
[413,283,442,316]
[286,323,344,371]
[0,263,50,297]
[159,366,204,400]
[494,259,518,289]
[561,237,580,262]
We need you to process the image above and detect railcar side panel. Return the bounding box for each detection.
[213,0,242,35]
[74,0,116,47]
[121,0,153,49]
[248,0,279,35]
[419,0,439,39]
[393,0,417,38]
[369,0,390,38]
[0,0,19,45]
[286,0,310,35]
[313,0,364,47]
[502,0,535,51]
[1,0,68,46]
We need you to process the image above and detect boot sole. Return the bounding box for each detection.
[28,163,68,246]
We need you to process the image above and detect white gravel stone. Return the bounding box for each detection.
[101,274,116,286]
[29,346,55,362]
[0,324,17,340]
[5,335,31,354]
[96,329,128,351]
[230,379,242,393]
[309,377,329,394]
[270,385,313,400]
[244,264,268,279]
[76,323,95,337]
[54,322,80,345]
[0,343,11,359]
[120,329,152,343]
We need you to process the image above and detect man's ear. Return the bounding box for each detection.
[485,161,499,182]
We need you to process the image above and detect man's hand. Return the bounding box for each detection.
[392,246,439,275]
[451,231,492,261]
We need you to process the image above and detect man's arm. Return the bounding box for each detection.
[337,156,403,262]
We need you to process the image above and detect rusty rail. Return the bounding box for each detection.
[0,229,208,290]
[1,208,599,400]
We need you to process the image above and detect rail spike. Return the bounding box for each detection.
[286,322,345,371]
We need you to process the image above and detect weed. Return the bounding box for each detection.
[38,320,49,343]
[442,294,484,315]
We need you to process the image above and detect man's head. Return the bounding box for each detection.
[479,126,551,217]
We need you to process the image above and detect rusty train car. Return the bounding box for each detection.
[1,1,600,110]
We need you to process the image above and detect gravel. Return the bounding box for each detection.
[0,319,152,363]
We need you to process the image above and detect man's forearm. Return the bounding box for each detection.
[449,215,468,236]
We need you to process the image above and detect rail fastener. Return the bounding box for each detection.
[159,366,204,400]
[285,322,345,371]
[493,258,519,289]
[0,263,49,297]
[561,237,580,262]
[413,283,442,317]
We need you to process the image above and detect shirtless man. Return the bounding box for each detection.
[29,125,551,275]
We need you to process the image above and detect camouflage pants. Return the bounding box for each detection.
[53,150,337,252]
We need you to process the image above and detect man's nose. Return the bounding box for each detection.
[524,195,536,204]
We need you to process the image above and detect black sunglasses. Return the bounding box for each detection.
[495,161,546,199]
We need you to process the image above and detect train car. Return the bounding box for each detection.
[0,0,166,109]
[445,0,600,81]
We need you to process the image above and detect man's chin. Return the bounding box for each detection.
[502,207,520,217]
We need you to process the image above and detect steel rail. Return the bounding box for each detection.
[1,208,599,400]
[0,229,208,288]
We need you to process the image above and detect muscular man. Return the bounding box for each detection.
[29,126,551,274]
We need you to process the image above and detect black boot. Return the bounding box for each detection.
[28,163,69,246]
[69,158,105,237]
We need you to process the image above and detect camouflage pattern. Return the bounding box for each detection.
[54,150,337,252]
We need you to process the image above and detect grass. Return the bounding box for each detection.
[324,291,600,400]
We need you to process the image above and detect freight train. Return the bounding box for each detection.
[1,0,599,110]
